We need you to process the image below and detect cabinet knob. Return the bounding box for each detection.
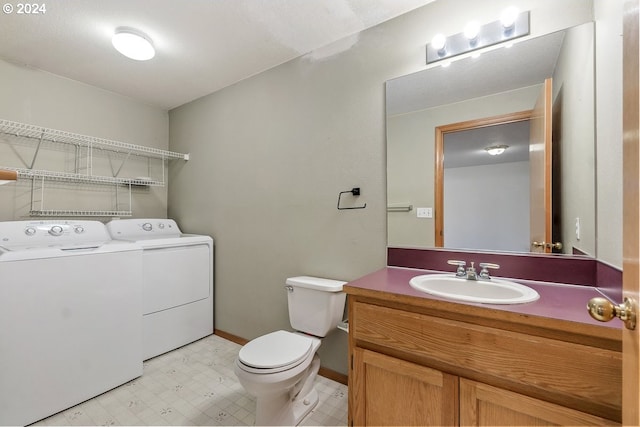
[587,297,636,330]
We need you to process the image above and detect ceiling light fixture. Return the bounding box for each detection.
[485,144,509,156]
[426,8,529,65]
[112,27,155,61]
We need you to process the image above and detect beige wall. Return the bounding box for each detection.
[0,59,169,220]
[553,23,597,257]
[595,0,624,268]
[168,0,595,375]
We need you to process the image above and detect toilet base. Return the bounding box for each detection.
[291,388,319,425]
[253,354,321,426]
[255,386,319,426]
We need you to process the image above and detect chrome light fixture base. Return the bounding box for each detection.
[426,10,530,65]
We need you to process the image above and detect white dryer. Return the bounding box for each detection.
[0,220,142,426]
[107,218,214,360]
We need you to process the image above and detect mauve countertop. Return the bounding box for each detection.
[345,267,621,330]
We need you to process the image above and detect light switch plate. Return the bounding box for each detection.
[417,207,433,218]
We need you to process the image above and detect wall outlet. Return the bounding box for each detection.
[575,217,581,240]
[417,207,433,218]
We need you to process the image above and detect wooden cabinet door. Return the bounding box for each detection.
[351,347,458,426]
[459,378,618,426]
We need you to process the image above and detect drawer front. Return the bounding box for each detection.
[351,301,621,422]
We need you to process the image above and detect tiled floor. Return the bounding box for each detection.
[34,334,348,426]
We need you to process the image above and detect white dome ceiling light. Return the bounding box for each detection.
[485,144,509,156]
[112,27,155,61]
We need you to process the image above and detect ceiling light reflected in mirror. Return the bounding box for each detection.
[485,144,509,156]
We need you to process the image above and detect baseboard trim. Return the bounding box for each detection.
[215,329,248,345]
[214,330,348,386]
[318,366,348,385]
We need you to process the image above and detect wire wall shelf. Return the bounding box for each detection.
[0,119,188,217]
[3,167,164,186]
[0,119,189,161]
[29,210,133,218]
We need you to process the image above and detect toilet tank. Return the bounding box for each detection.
[286,276,346,337]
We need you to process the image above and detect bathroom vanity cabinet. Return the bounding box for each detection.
[345,269,622,426]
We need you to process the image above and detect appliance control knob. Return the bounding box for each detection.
[49,225,64,236]
[74,226,85,234]
[24,227,36,236]
[158,222,165,229]
[142,222,153,231]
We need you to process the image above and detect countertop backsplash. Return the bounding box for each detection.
[388,247,622,301]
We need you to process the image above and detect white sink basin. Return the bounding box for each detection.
[409,274,539,304]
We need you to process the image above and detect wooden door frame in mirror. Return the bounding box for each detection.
[434,110,533,247]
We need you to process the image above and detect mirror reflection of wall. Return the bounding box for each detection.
[386,22,595,256]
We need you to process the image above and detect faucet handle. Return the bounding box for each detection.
[447,260,466,277]
[479,262,500,279]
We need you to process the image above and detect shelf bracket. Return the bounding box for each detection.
[108,151,132,178]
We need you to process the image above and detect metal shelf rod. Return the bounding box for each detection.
[29,209,133,217]
[1,167,164,186]
[0,119,189,161]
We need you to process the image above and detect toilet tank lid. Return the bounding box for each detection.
[286,276,346,292]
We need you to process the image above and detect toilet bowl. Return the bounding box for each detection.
[234,276,346,426]
[234,330,322,425]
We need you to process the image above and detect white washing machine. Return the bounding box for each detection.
[0,220,143,426]
[107,218,214,360]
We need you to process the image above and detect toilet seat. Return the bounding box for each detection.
[238,330,314,374]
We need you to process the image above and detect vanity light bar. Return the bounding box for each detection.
[426,10,530,64]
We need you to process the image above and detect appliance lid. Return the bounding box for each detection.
[285,276,346,292]
[238,330,313,369]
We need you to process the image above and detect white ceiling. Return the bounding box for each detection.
[444,120,531,168]
[0,0,434,110]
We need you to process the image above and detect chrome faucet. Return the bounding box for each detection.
[479,262,500,279]
[465,262,478,280]
[447,260,500,280]
[447,260,466,277]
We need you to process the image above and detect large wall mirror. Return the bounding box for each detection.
[386,22,596,256]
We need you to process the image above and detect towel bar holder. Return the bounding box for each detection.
[337,187,366,210]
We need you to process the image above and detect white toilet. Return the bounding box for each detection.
[234,276,346,426]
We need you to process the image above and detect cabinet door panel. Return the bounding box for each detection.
[352,348,457,426]
[351,300,621,420]
[460,378,618,426]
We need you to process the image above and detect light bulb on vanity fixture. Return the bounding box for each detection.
[426,7,530,65]
[501,6,520,32]
[464,21,481,45]
[112,27,155,61]
[431,33,447,54]
[485,144,509,156]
